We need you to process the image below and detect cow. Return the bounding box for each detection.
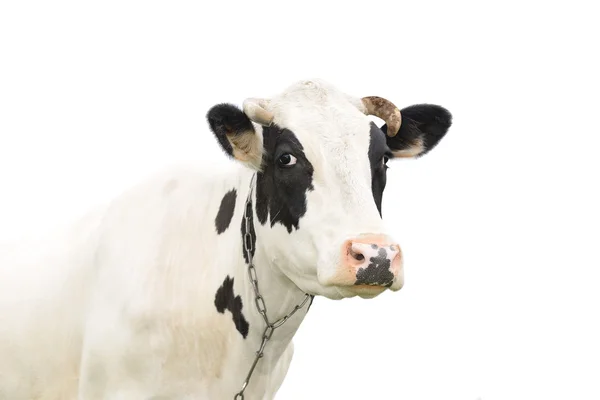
[0,79,452,399]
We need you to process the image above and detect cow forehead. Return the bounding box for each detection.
[272,79,348,105]
[268,79,364,125]
[267,80,373,166]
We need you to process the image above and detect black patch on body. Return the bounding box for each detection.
[354,246,395,287]
[369,122,393,216]
[215,189,237,234]
[206,103,254,158]
[214,275,249,339]
[256,124,314,233]
[381,104,452,157]
[241,199,256,264]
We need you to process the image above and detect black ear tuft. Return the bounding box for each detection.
[383,104,452,158]
[207,103,254,157]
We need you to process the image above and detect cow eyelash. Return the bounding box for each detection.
[382,152,393,169]
[382,155,390,168]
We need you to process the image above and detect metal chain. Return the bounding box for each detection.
[234,175,311,400]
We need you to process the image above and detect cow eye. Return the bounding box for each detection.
[278,153,297,167]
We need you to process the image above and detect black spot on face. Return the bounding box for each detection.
[369,122,393,216]
[355,247,395,287]
[255,124,314,233]
[214,276,249,339]
[215,189,237,234]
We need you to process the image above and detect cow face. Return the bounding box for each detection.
[208,80,451,300]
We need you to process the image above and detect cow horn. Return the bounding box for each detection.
[361,96,402,137]
[242,98,274,127]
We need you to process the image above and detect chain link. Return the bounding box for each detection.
[234,174,311,400]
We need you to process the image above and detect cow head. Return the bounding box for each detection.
[207,80,451,300]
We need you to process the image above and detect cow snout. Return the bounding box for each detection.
[343,235,402,287]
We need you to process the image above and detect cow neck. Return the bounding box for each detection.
[234,172,312,399]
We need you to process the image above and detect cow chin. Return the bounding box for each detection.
[335,285,388,299]
[331,277,404,299]
[286,276,390,300]
[310,275,404,300]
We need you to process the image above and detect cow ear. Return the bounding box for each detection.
[382,104,452,158]
[207,103,263,170]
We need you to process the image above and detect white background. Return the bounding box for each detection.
[1,1,599,399]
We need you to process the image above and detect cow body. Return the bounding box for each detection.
[0,165,303,399]
[0,79,452,399]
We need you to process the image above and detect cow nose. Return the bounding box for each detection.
[344,235,402,287]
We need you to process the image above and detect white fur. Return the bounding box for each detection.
[0,79,402,399]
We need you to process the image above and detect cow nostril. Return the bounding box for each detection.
[348,246,365,261]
